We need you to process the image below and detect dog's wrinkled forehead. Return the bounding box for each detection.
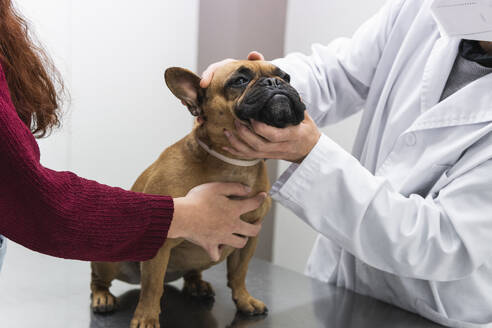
[208,60,286,92]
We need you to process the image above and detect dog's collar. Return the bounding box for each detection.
[196,138,262,167]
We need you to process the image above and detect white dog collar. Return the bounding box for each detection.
[196,138,262,167]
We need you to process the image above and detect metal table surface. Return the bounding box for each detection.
[0,242,444,328]
[88,258,445,328]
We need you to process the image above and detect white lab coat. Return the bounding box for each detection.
[271,0,492,327]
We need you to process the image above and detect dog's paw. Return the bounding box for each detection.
[183,279,215,298]
[234,296,268,316]
[130,315,160,328]
[91,290,117,313]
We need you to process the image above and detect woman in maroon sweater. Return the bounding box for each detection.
[0,0,265,268]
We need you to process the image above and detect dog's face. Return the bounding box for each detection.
[165,61,305,131]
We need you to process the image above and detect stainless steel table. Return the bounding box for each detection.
[90,258,445,328]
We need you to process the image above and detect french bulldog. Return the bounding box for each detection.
[90,60,305,328]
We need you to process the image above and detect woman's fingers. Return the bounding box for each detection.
[200,58,235,88]
[176,182,268,263]
[247,51,265,61]
[226,235,249,249]
[210,182,252,197]
[206,245,222,262]
[235,219,262,237]
[239,192,268,214]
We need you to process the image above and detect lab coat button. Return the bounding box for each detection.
[405,133,417,146]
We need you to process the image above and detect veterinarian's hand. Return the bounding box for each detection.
[200,51,264,88]
[223,113,321,163]
[170,182,267,262]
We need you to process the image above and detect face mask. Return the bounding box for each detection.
[431,0,492,41]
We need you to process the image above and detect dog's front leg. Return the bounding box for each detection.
[130,243,173,328]
[227,236,268,315]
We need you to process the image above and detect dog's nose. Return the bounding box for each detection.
[262,77,280,88]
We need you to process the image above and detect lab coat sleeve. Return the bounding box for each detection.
[272,0,406,127]
[271,134,492,282]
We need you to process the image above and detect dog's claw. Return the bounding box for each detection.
[235,296,268,316]
[91,290,117,314]
[183,279,215,299]
[130,316,160,328]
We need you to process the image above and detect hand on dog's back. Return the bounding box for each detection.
[169,182,266,262]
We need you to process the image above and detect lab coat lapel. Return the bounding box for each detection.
[409,37,492,132]
[409,73,492,132]
[419,36,459,113]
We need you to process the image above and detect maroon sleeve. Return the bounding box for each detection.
[0,63,174,262]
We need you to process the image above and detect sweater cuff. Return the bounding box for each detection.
[132,195,174,261]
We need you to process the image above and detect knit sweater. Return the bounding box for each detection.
[440,51,492,101]
[0,62,174,262]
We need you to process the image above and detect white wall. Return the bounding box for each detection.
[21,0,199,188]
[272,0,387,273]
[69,1,198,188]
[0,2,199,326]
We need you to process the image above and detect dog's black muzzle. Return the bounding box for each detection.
[235,77,306,128]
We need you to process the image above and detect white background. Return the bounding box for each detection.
[32,0,199,187]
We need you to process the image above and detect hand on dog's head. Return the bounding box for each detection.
[165,61,305,129]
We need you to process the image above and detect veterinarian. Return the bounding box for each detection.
[202,0,492,327]
[0,0,266,273]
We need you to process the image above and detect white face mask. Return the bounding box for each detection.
[431,0,492,41]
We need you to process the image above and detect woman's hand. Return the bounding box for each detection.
[169,182,267,261]
[223,115,321,163]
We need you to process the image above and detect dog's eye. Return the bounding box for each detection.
[231,76,250,87]
[282,74,291,83]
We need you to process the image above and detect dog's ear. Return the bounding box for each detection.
[165,67,203,117]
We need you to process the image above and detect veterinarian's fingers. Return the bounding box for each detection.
[251,119,293,142]
[247,51,265,61]
[222,146,260,159]
[234,120,269,151]
[215,182,252,197]
[239,192,268,214]
[236,220,262,237]
[234,121,288,155]
[200,58,236,88]
[224,129,257,156]
[224,145,288,161]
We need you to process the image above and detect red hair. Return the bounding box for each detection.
[0,0,64,137]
